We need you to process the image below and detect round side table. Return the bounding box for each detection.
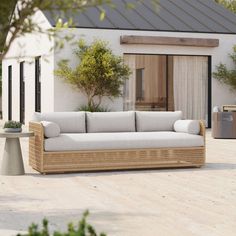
[0,131,34,175]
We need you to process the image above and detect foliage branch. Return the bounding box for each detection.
[213,45,236,92]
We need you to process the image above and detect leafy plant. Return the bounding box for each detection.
[213,45,236,92]
[78,105,110,112]
[0,1,159,61]
[17,211,106,236]
[0,63,2,96]
[55,39,131,111]
[215,0,236,13]
[4,120,22,129]
[0,0,116,60]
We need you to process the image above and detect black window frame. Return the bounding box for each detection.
[8,65,12,120]
[20,61,25,124]
[35,56,41,112]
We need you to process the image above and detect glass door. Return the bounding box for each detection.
[124,55,168,111]
[172,56,208,123]
[124,54,209,125]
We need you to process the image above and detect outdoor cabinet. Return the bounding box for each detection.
[212,112,236,139]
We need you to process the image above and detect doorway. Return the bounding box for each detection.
[124,54,211,126]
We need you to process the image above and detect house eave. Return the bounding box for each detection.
[51,25,236,35]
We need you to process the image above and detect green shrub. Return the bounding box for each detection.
[17,211,106,236]
[213,45,236,92]
[4,121,22,129]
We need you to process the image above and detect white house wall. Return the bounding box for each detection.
[3,17,236,123]
[54,28,236,113]
[2,10,54,123]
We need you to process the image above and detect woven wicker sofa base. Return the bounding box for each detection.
[29,122,205,174]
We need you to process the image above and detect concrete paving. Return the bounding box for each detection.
[0,127,236,236]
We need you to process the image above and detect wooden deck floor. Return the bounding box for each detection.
[0,130,236,236]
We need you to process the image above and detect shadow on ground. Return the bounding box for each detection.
[25,162,236,179]
[0,205,158,235]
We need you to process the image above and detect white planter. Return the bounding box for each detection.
[4,128,22,133]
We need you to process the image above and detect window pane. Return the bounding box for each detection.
[8,65,12,120]
[35,57,41,112]
[135,55,167,111]
[136,68,144,102]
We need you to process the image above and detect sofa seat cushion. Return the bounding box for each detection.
[44,132,204,152]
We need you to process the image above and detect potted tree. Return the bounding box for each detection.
[55,39,131,112]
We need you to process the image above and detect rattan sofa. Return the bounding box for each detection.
[29,111,205,174]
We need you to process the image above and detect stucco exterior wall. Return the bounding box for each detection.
[2,10,54,123]
[2,14,236,123]
[54,28,236,114]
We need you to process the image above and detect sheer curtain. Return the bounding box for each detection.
[173,56,208,123]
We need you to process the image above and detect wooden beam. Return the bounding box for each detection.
[120,35,219,47]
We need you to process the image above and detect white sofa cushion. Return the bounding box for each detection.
[174,120,200,135]
[32,112,86,133]
[41,121,60,138]
[44,132,204,151]
[136,111,182,132]
[86,111,135,133]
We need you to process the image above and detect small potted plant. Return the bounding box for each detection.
[3,121,22,133]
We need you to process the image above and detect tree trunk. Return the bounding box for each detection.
[87,94,93,109]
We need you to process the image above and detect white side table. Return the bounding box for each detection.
[0,131,34,175]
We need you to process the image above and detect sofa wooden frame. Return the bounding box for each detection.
[29,121,205,174]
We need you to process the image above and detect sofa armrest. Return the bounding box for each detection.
[199,120,205,143]
[29,121,44,172]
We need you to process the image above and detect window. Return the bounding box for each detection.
[136,68,145,102]
[20,62,25,124]
[35,57,41,112]
[8,65,12,120]
[124,55,167,111]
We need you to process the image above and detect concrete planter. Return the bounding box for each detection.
[4,128,22,133]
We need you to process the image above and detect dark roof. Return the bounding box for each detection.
[43,0,236,34]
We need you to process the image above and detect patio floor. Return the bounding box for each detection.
[0,129,236,236]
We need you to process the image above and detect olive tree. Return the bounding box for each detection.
[215,0,236,13]
[0,0,159,60]
[55,40,131,111]
[0,0,114,60]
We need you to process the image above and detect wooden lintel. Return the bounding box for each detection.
[120,35,219,47]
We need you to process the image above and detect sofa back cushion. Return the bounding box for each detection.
[32,112,86,133]
[136,111,183,132]
[86,111,136,133]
